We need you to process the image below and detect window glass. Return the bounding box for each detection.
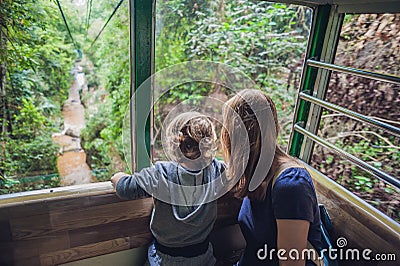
[154,0,313,161]
[0,0,130,194]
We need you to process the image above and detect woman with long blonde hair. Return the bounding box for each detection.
[221,89,322,266]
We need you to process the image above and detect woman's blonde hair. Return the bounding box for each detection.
[166,112,216,165]
[221,89,291,201]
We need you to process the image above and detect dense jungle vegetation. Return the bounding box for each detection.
[0,0,75,191]
[0,0,398,221]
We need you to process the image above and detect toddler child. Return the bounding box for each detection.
[111,112,225,266]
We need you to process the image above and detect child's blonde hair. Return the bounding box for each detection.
[166,112,216,165]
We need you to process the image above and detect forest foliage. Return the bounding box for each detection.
[0,0,74,192]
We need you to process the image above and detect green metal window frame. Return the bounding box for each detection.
[288,4,343,160]
[287,2,400,189]
[129,0,155,171]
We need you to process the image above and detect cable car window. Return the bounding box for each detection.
[0,0,130,195]
[310,13,400,222]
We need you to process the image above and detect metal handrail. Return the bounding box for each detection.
[299,92,400,137]
[307,59,400,85]
[294,123,400,189]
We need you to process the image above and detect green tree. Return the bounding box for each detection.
[0,0,76,193]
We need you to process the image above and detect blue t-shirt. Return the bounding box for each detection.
[237,167,322,266]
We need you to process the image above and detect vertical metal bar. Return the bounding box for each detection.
[288,4,331,158]
[129,0,135,173]
[129,0,154,171]
[301,6,344,163]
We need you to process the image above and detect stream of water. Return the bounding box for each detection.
[52,63,93,185]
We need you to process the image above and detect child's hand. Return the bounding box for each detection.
[111,172,128,192]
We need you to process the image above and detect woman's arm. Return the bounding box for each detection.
[276,219,310,266]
